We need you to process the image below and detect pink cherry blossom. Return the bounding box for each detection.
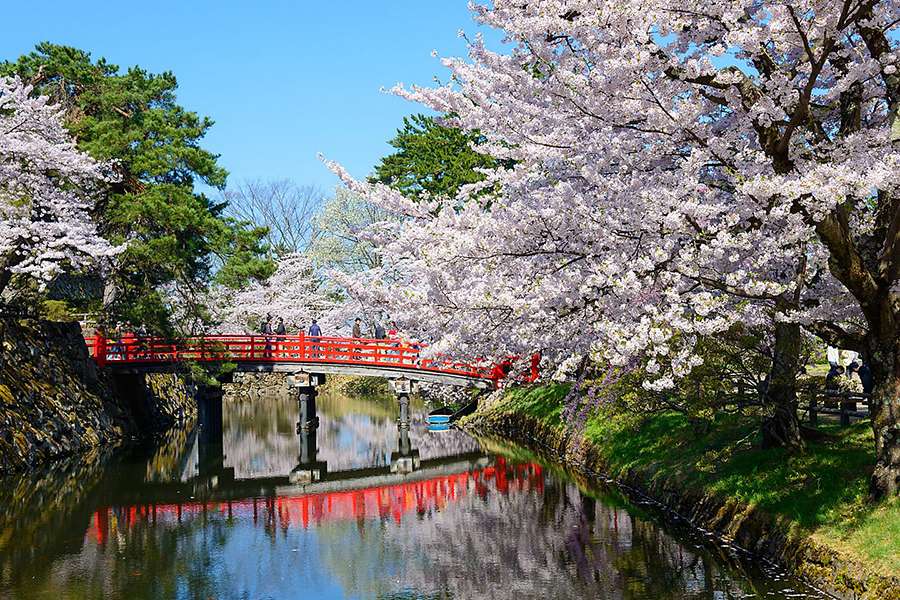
[0,77,120,296]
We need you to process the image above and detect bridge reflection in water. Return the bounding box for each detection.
[89,458,543,544]
[88,388,513,537]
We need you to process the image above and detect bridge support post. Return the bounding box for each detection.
[287,372,324,431]
[398,394,410,429]
[297,387,319,432]
[198,388,223,447]
[388,378,414,430]
[299,418,317,465]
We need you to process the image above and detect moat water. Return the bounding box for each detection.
[0,390,829,599]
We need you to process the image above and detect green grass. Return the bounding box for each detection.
[492,384,900,576]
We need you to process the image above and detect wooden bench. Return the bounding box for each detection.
[805,390,871,426]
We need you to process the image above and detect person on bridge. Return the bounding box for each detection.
[259,314,273,334]
[121,324,136,360]
[260,314,273,358]
[275,317,287,357]
[309,319,322,358]
[352,318,363,361]
[112,322,125,360]
[373,322,386,339]
[383,322,399,360]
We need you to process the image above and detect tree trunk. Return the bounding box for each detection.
[868,338,900,500]
[0,248,26,300]
[760,321,804,451]
[0,269,12,299]
[102,277,118,310]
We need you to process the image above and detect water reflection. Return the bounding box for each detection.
[0,391,827,599]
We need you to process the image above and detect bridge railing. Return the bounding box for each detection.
[84,334,501,380]
[84,334,541,385]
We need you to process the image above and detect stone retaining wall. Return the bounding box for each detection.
[145,373,197,429]
[222,372,291,402]
[0,319,197,477]
[0,319,132,476]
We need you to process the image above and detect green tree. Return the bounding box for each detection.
[0,43,273,332]
[371,113,500,201]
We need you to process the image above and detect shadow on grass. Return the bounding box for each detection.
[582,414,867,524]
[596,412,874,529]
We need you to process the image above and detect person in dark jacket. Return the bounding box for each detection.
[858,362,874,396]
[260,314,272,335]
[825,364,844,392]
[308,319,322,357]
[374,322,386,339]
[260,314,273,358]
[351,318,363,360]
[274,317,287,357]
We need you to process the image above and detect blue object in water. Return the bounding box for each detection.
[428,423,451,432]
[427,414,451,425]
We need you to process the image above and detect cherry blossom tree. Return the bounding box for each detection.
[330,1,900,497]
[211,253,341,334]
[0,77,118,299]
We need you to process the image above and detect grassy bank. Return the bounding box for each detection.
[484,384,899,579]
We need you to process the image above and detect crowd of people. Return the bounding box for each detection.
[94,321,150,359]
[256,314,404,342]
[254,314,414,362]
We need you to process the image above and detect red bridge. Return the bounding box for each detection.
[84,334,540,389]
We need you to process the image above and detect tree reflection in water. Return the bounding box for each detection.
[0,390,828,600]
[222,392,480,478]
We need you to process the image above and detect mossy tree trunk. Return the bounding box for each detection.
[760,321,804,452]
[868,337,900,500]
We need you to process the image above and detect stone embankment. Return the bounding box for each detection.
[0,319,196,477]
[222,372,291,402]
[462,398,900,600]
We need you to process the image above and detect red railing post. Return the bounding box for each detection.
[529,352,541,383]
[95,334,107,368]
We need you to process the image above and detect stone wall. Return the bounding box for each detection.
[0,319,198,477]
[146,373,197,429]
[0,319,133,476]
[223,371,291,402]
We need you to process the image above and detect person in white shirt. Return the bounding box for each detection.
[827,346,840,367]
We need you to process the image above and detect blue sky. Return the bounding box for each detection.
[0,1,503,191]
